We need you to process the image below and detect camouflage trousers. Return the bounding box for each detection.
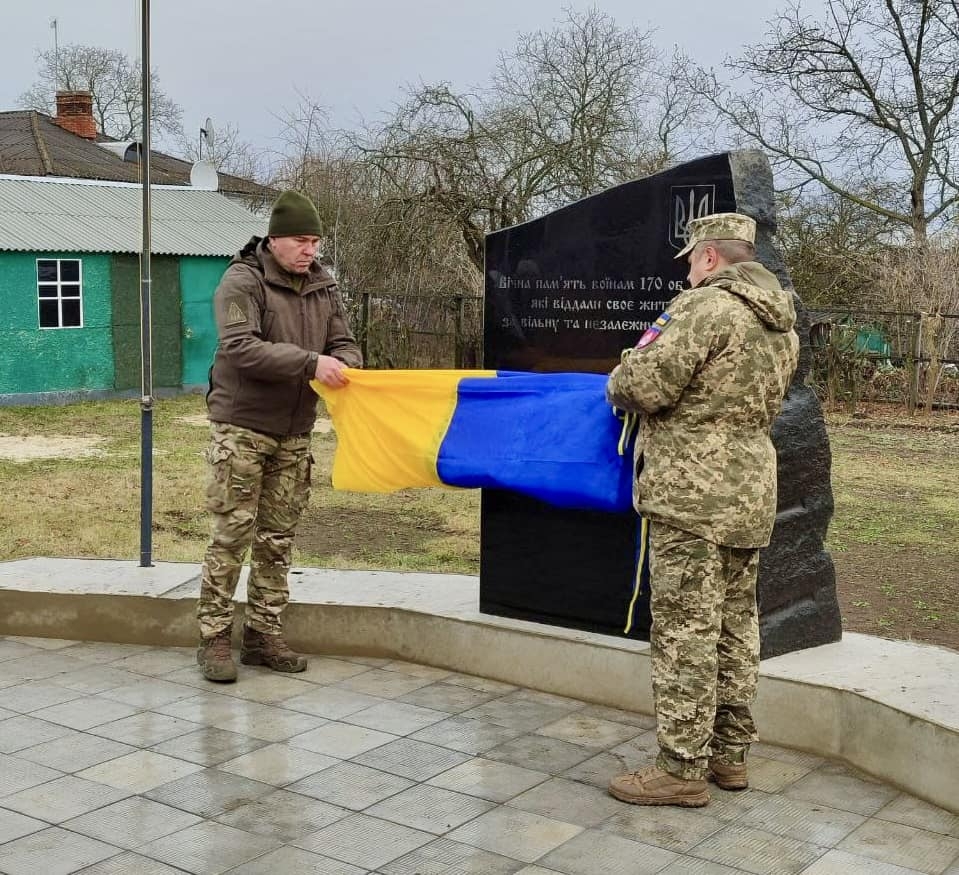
[648,521,760,781]
[197,422,312,639]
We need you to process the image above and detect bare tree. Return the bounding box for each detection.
[358,8,698,273]
[688,0,959,244]
[19,43,183,141]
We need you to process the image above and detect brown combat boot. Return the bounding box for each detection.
[608,766,709,807]
[240,627,307,672]
[708,752,749,790]
[197,629,237,683]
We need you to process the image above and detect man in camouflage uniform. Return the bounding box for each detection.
[197,191,362,682]
[605,213,799,806]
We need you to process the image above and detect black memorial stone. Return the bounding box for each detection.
[481,150,841,658]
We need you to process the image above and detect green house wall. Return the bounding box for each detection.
[0,251,114,395]
[180,256,229,386]
[111,255,182,390]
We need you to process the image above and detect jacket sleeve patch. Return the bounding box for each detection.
[635,312,671,348]
[225,298,248,326]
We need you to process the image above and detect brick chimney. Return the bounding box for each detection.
[53,91,97,139]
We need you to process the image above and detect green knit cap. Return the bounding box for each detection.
[267,191,323,237]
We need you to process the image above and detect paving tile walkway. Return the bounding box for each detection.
[0,635,957,875]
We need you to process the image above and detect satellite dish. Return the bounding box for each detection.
[190,160,219,191]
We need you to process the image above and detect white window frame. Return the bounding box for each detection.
[36,258,84,329]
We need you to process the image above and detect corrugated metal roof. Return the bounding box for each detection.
[0,175,267,256]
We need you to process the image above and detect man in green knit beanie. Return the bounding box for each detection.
[197,191,362,683]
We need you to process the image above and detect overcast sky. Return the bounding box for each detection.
[3,0,825,159]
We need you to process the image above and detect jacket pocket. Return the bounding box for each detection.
[205,443,238,514]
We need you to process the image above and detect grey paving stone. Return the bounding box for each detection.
[1,775,129,823]
[2,637,75,651]
[428,757,550,803]
[0,640,46,662]
[16,730,135,772]
[458,697,578,732]
[507,777,624,828]
[294,812,433,869]
[48,664,141,694]
[0,714,75,753]
[201,700,323,742]
[750,741,826,770]
[560,751,629,790]
[534,713,643,750]
[875,794,959,839]
[154,692,255,724]
[138,820,282,873]
[293,656,371,685]
[784,767,902,816]
[398,682,500,715]
[353,737,472,782]
[209,670,317,706]
[657,857,754,874]
[280,686,385,720]
[446,806,583,864]
[837,818,959,874]
[0,807,46,844]
[110,647,196,677]
[737,793,868,846]
[287,761,415,810]
[64,796,203,849]
[1,681,83,714]
[366,782,496,834]
[288,721,397,758]
[539,827,678,874]
[91,711,203,747]
[485,733,595,774]
[0,651,84,683]
[801,848,930,874]
[608,728,660,766]
[214,788,347,841]
[335,669,435,699]
[218,741,338,785]
[61,641,151,663]
[0,753,63,797]
[150,727,269,766]
[600,799,726,852]
[0,826,119,875]
[410,716,525,755]
[77,749,204,793]
[575,704,657,729]
[74,851,193,874]
[343,701,449,736]
[442,673,517,695]
[144,768,275,817]
[380,836,525,874]
[29,694,141,731]
[690,824,827,874]
[224,845,368,874]
[746,754,815,793]
[381,660,454,681]
[98,678,199,709]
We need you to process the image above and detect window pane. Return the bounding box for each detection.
[38,284,59,299]
[61,284,81,299]
[61,299,82,326]
[39,299,59,328]
[60,260,80,282]
[37,260,57,282]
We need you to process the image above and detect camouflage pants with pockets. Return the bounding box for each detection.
[648,520,760,780]
[197,422,312,639]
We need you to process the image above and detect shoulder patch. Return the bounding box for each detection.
[635,312,672,348]
[225,299,247,326]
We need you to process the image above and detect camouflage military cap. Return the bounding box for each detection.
[674,212,757,259]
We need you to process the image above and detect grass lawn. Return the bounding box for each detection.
[0,394,955,650]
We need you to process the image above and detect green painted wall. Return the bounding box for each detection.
[112,255,182,390]
[0,251,114,394]
[180,256,229,386]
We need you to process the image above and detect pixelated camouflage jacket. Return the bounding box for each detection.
[606,261,799,547]
[207,237,362,436]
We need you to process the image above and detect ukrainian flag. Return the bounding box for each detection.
[313,369,634,513]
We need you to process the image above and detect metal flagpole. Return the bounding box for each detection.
[139,0,154,567]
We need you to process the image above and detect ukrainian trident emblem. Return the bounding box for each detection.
[669,185,716,251]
